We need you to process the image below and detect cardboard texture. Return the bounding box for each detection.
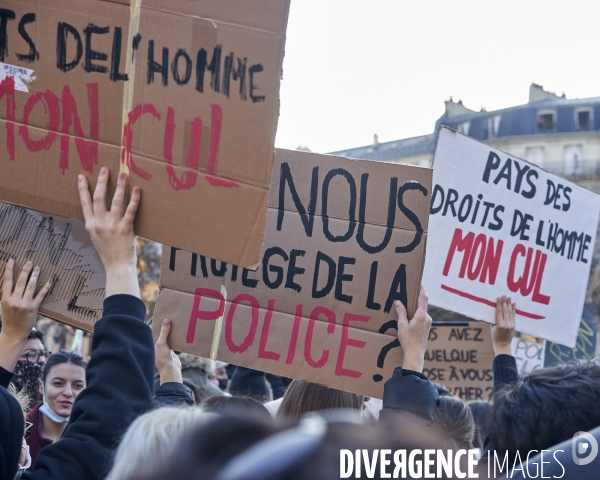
[0,0,290,267]
[0,202,105,332]
[154,148,432,398]
[423,323,494,401]
[423,127,600,347]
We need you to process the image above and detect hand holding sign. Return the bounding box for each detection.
[77,169,140,299]
[0,259,52,371]
[396,286,432,373]
[155,319,183,385]
[492,296,516,356]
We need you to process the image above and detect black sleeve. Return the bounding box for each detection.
[25,294,154,480]
[0,366,13,389]
[154,382,195,407]
[379,367,440,424]
[493,354,518,393]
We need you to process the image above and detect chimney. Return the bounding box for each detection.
[373,133,379,146]
[528,83,566,103]
[444,98,476,118]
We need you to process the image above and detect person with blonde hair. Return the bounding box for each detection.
[106,406,212,480]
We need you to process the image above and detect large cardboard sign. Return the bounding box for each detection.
[154,149,432,398]
[0,202,104,332]
[423,323,494,401]
[423,128,600,347]
[544,307,597,367]
[0,0,290,267]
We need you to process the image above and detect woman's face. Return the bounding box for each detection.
[39,363,86,417]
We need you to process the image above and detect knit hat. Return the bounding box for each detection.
[229,367,271,401]
[0,386,25,480]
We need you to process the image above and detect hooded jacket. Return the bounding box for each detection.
[0,294,154,480]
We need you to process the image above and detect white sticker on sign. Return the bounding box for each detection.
[0,62,36,92]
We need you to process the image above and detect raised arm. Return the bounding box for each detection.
[491,296,518,393]
[27,168,154,480]
[380,287,439,424]
[0,260,51,387]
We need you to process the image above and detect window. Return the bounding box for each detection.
[457,121,470,135]
[526,147,545,167]
[537,110,555,133]
[487,115,501,138]
[564,145,582,175]
[576,108,592,131]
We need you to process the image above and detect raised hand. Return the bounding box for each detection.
[491,295,516,356]
[77,168,141,298]
[395,286,432,373]
[155,319,183,385]
[0,259,52,371]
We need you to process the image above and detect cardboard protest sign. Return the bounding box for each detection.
[512,337,544,375]
[423,322,494,401]
[0,0,290,267]
[544,307,597,367]
[154,148,432,398]
[423,127,600,347]
[0,202,104,333]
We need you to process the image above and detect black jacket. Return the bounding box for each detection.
[21,294,155,480]
[380,367,439,424]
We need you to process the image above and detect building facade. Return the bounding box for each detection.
[331,84,600,190]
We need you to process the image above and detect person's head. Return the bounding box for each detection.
[11,329,49,405]
[40,351,87,418]
[468,400,491,451]
[489,360,600,459]
[201,395,272,422]
[0,385,29,479]
[106,406,212,480]
[134,411,453,480]
[433,395,474,450]
[276,380,363,420]
[19,329,47,364]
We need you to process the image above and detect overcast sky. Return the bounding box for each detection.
[274,0,600,154]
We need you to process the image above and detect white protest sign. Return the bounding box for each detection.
[423,127,600,347]
[512,337,544,375]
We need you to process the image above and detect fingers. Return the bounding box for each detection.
[123,186,141,227]
[92,167,109,218]
[13,261,33,298]
[24,266,40,300]
[110,172,127,218]
[2,258,14,299]
[416,286,429,314]
[395,300,408,329]
[156,319,172,347]
[34,279,53,306]
[78,175,94,224]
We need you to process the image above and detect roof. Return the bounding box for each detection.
[330,133,435,162]
[329,94,600,161]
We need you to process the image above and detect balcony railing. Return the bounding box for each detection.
[537,159,600,177]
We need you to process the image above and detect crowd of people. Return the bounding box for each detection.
[0,168,598,479]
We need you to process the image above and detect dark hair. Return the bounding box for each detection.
[201,395,272,421]
[27,328,45,344]
[433,395,474,450]
[468,401,491,451]
[277,380,362,420]
[183,379,202,405]
[42,350,87,384]
[489,361,600,460]
[133,412,454,480]
[432,382,452,397]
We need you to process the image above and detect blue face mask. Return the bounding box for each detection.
[39,400,70,424]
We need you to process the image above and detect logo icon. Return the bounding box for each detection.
[572,432,598,466]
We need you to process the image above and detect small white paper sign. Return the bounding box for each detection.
[512,337,544,375]
[0,62,36,92]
